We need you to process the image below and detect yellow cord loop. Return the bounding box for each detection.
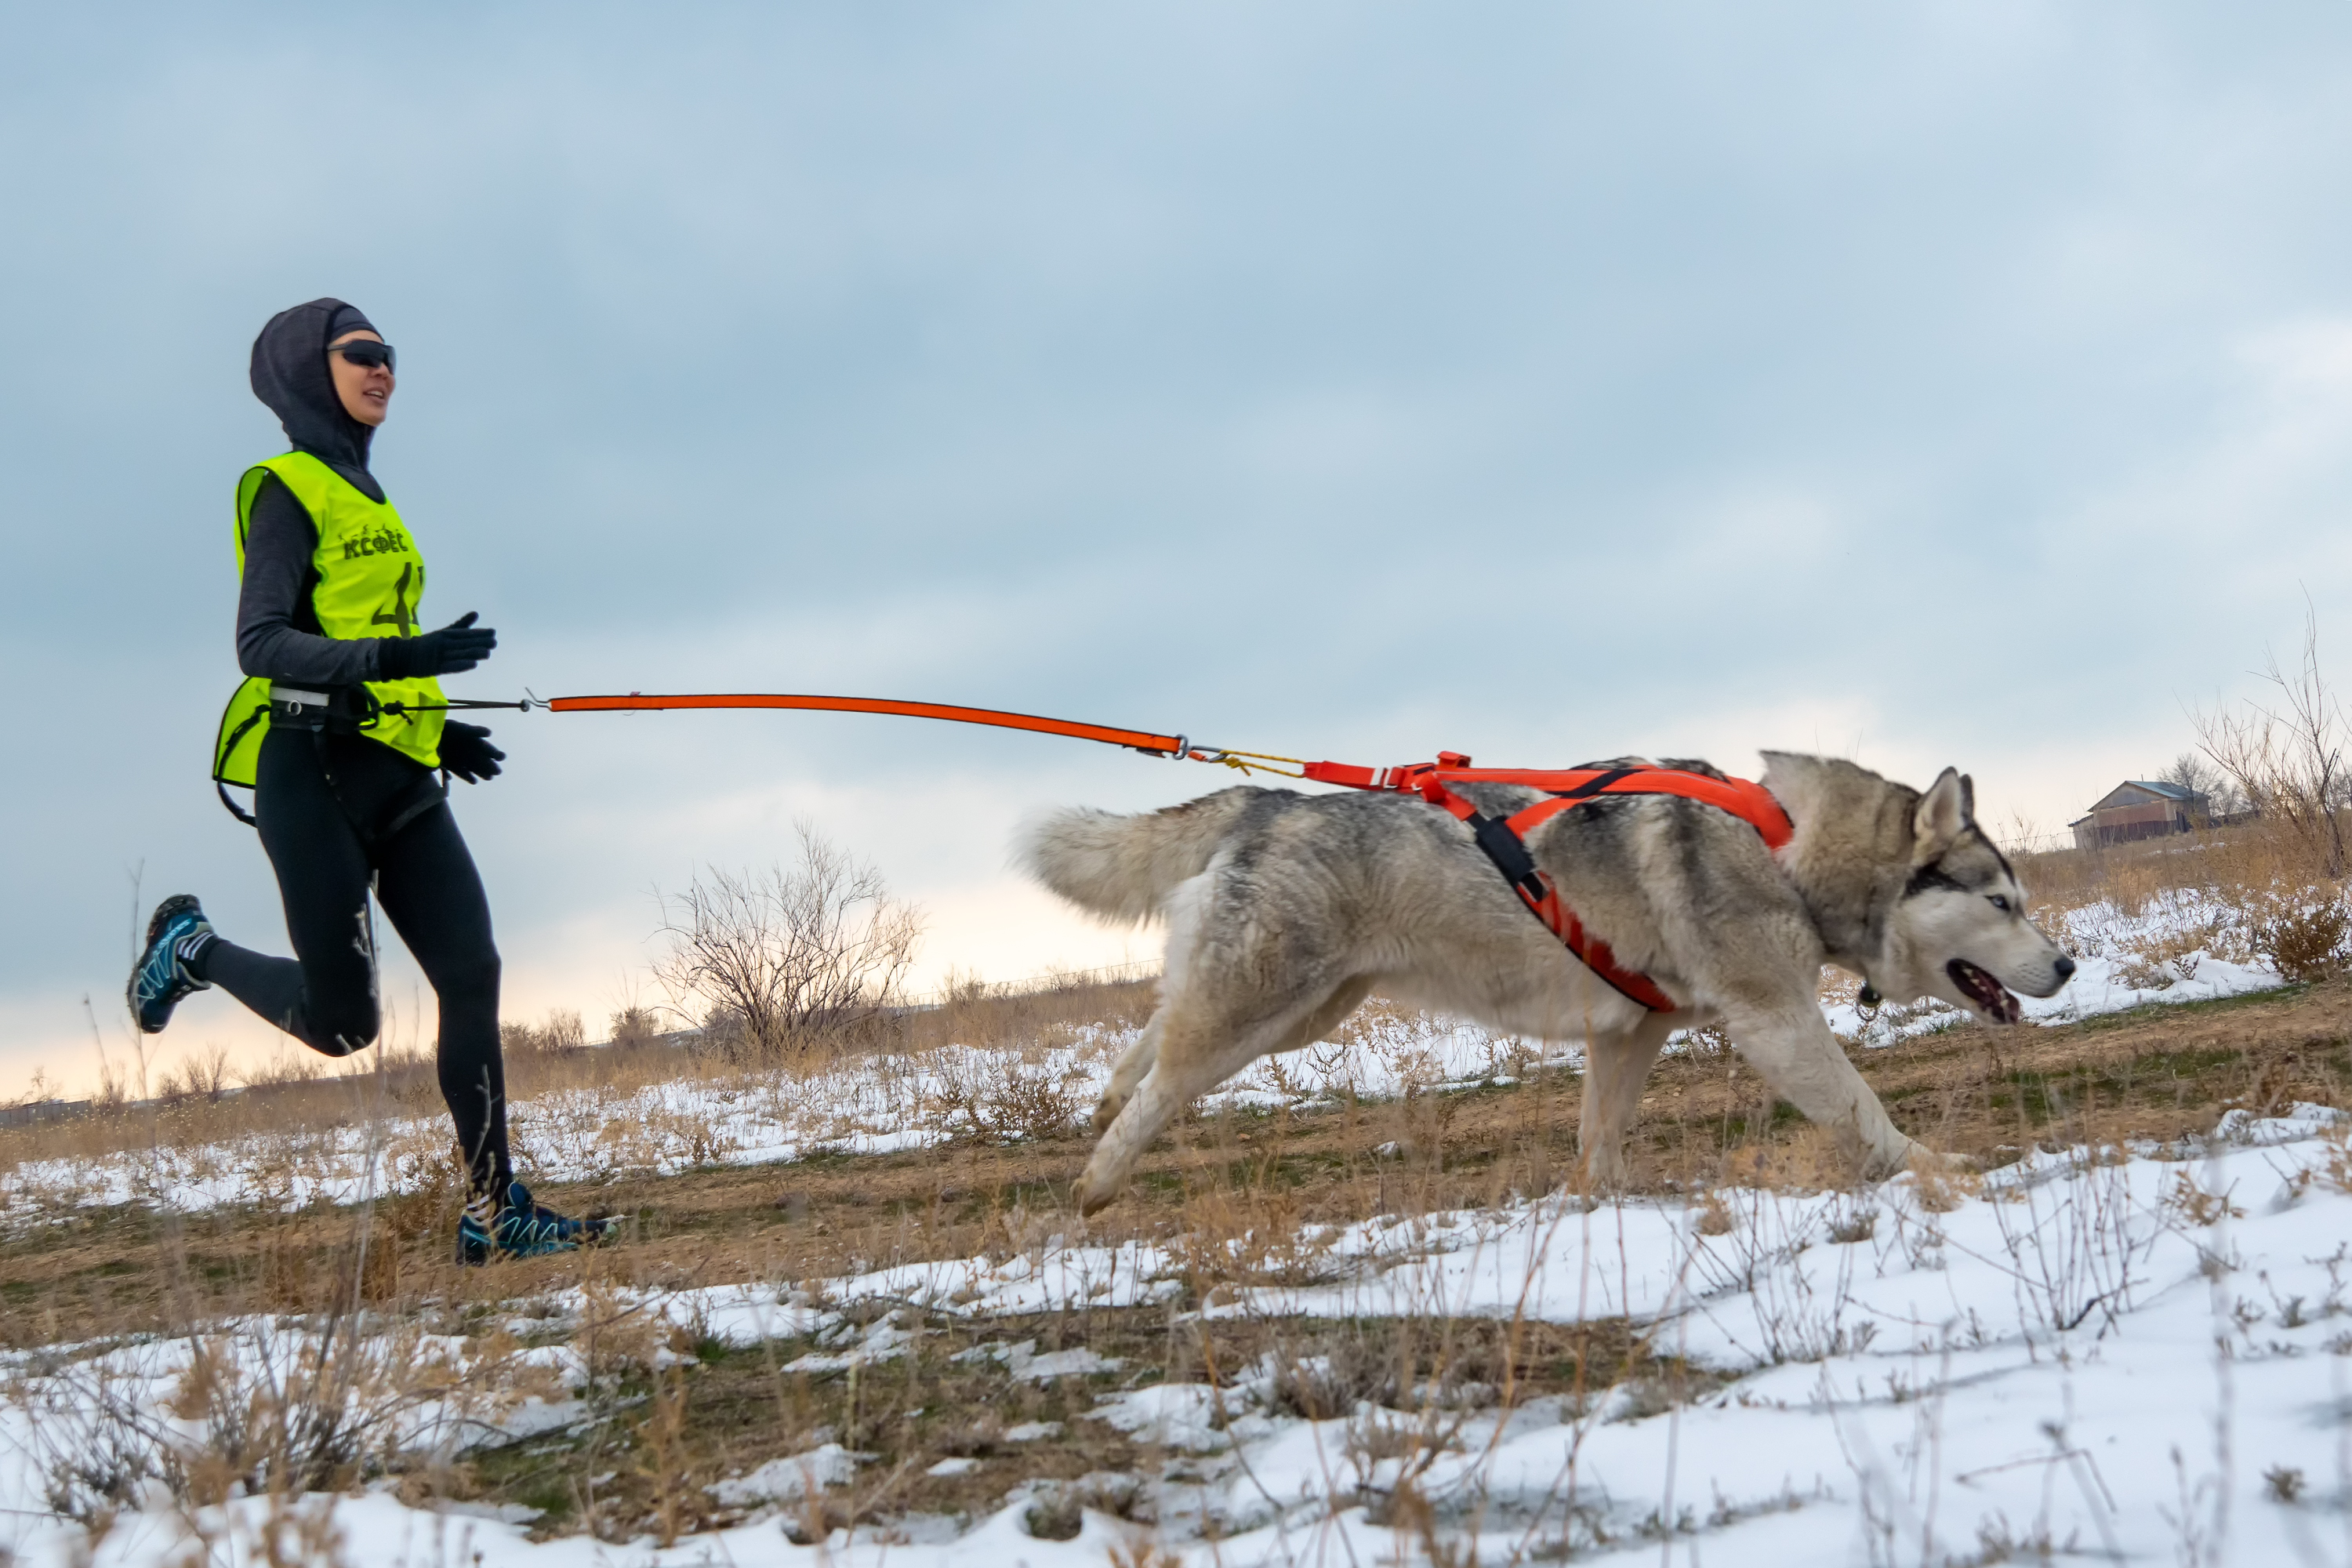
[1186,747,1308,779]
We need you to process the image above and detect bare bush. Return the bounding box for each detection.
[923,1050,1091,1144]
[653,824,923,1062]
[609,1004,661,1047]
[2194,607,2350,880]
[1686,1189,1878,1363]
[500,1007,586,1056]
[2255,898,2351,983]
[160,1044,236,1102]
[6,1312,488,1521]
[1979,1155,2159,1342]
[2160,752,2241,822]
[2114,916,2225,990]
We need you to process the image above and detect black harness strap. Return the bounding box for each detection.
[1545,767,1639,802]
[216,781,260,827]
[1457,768,1637,903]
[214,705,273,826]
[222,686,448,845]
[1466,812,1548,902]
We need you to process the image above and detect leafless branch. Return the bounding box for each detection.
[652,822,924,1062]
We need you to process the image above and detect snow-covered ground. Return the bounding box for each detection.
[1,901,2289,1223]
[1830,888,2282,1044]
[10,1109,2352,1565]
[0,1014,1530,1220]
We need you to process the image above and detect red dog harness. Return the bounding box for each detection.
[1300,753,1794,1013]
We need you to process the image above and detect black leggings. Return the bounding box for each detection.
[195,727,510,1193]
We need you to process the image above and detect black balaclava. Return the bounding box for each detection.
[250,298,385,499]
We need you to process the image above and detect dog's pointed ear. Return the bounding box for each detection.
[1959,773,1976,824]
[1914,768,1967,864]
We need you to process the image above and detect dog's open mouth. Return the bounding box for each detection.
[1948,959,2023,1024]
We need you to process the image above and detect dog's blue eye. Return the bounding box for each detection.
[1988,895,2010,912]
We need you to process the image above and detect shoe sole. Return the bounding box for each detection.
[145,894,204,947]
[454,1221,618,1265]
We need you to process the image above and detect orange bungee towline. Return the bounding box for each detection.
[535,691,1194,757]
[400,693,1793,1012]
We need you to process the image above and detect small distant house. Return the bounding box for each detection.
[2069,781,2210,851]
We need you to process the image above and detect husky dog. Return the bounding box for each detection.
[1021,753,2074,1212]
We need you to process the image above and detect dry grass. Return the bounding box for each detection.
[45,793,2325,1188]
[13,975,2350,1345]
[12,971,2336,1547]
[2005,811,2352,1006]
[2013,815,2337,921]
[3,976,1163,1179]
[443,1304,1671,1545]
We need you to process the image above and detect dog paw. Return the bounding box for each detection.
[1073,1154,1122,1214]
[1857,1142,1957,1183]
[1580,1155,1632,1193]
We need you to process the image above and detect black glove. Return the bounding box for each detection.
[439,721,505,783]
[378,612,497,679]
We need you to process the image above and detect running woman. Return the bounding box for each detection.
[129,298,612,1265]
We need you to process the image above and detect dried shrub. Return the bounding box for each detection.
[1906,1158,1980,1215]
[2257,898,2351,983]
[1268,1329,1406,1420]
[502,1008,586,1056]
[609,1004,661,1048]
[2161,1171,2245,1228]
[654,824,924,1063]
[1166,1181,1345,1294]
[635,1367,709,1546]
[158,1044,236,1102]
[7,1316,488,1521]
[2193,606,2351,882]
[2114,917,2224,991]
[924,1051,1090,1144]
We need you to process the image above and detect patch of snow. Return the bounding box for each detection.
[1022,1345,1121,1381]
[436,1501,544,1525]
[705,1444,870,1506]
[20,1113,2352,1562]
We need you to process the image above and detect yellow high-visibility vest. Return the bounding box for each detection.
[211,452,446,787]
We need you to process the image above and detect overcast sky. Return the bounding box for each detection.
[5,2,2352,1094]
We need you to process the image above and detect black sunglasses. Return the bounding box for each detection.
[331,339,396,372]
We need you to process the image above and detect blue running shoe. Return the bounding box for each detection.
[129,895,214,1034]
[456,1180,619,1265]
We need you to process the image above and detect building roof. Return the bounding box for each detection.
[2082,779,2212,815]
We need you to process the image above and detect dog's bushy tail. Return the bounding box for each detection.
[1018,787,1265,924]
